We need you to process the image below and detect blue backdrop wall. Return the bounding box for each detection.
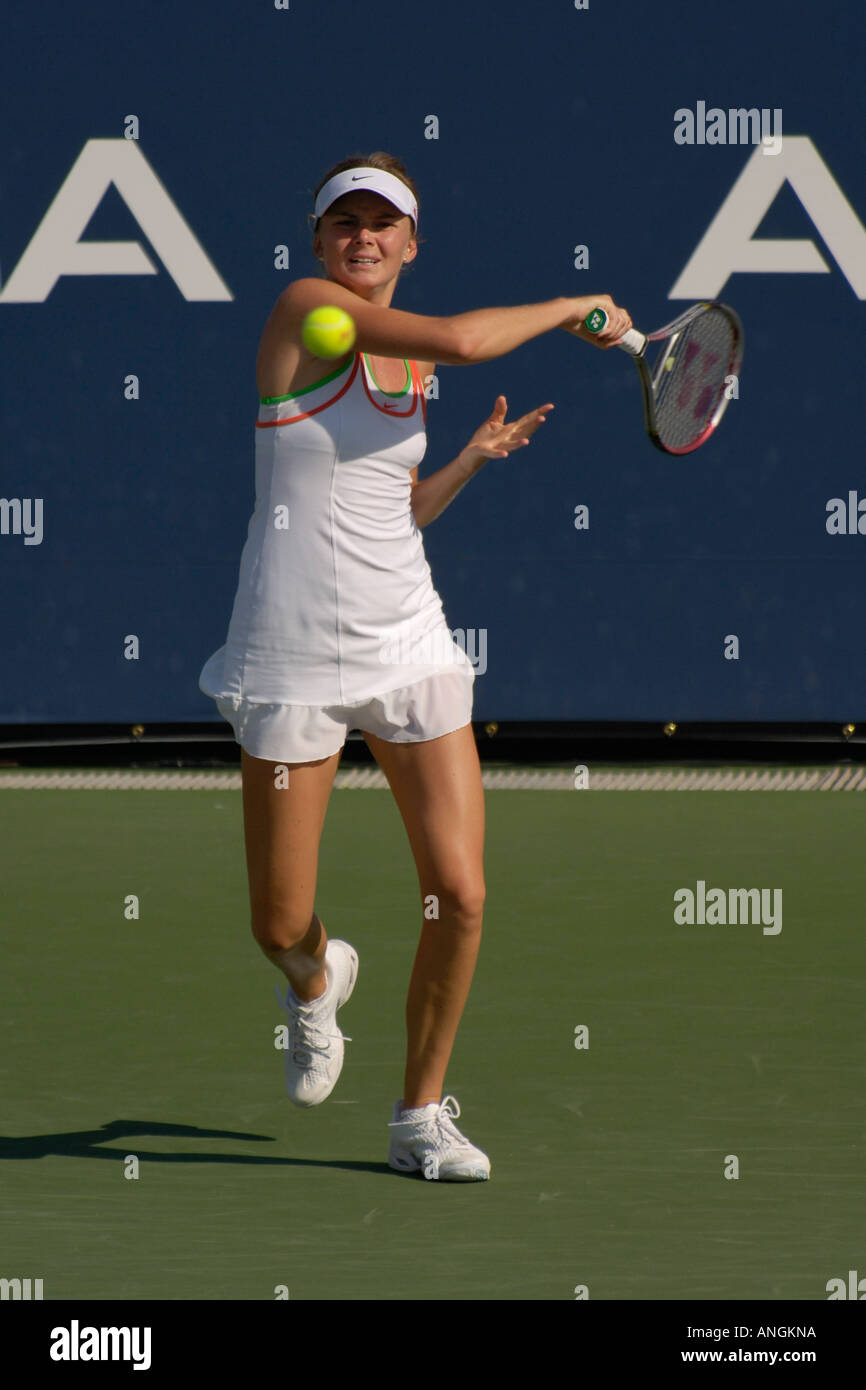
[1,0,864,724]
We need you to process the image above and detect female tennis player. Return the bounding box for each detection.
[199,152,631,1181]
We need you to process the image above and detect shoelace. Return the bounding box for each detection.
[393,1095,469,1151]
[275,983,352,1069]
[430,1095,465,1148]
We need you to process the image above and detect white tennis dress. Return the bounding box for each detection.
[199,350,474,759]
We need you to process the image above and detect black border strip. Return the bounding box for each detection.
[0,722,863,769]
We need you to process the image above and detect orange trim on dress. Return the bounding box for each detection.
[255,354,428,429]
[255,354,362,428]
[411,359,427,424]
[360,355,418,417]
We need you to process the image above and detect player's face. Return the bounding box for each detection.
[315,193,416,300]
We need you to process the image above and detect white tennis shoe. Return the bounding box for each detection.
[387,1094,490,1181]
[276,939,358,1107]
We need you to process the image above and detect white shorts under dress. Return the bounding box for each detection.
[200,351,476,763]
[212,662,475,763]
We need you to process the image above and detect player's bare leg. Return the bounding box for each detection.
[242,745,359,1108]
[362,722,486,1107]
[240,747,342,1001]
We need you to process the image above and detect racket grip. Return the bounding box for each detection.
[614,327,647,356]
[583,308,646,356]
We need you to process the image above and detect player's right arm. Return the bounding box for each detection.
[264,279,631,369]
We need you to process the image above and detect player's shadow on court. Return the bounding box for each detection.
[0,1119,390,1173]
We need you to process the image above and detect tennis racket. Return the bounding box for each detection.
[583,302,744,455]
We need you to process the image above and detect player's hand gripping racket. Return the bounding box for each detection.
[584,302,744,454]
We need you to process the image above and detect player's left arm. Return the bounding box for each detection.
[410,364,553,528]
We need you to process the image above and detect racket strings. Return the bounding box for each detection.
[652,308,736,451]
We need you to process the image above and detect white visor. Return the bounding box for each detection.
[314,167,418,231]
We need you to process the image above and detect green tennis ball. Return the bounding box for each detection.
[664,355,676,372]
[302,305,356,358]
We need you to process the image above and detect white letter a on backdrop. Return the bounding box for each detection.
[670,137,866,299]
[0,139,233,302]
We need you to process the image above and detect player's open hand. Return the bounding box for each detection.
[462,397,554,467]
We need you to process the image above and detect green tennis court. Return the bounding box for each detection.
[1,774,862,1300]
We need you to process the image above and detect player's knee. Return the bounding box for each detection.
[429,877,486,928]
[249,900,315,953]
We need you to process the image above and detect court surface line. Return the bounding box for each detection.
[0,767,865,790]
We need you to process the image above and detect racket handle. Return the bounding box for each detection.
[583,307,646,356]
